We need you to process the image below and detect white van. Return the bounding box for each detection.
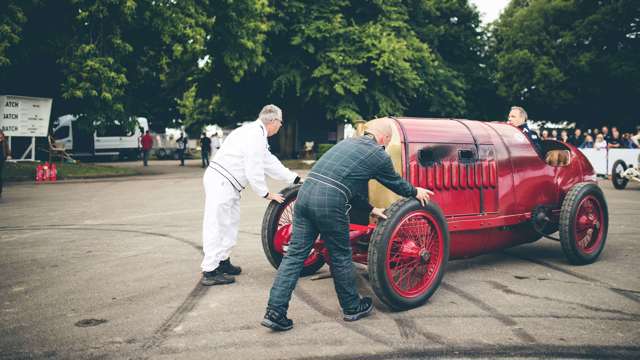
[52,115,149,159]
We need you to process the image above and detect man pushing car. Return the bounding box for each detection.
[262,118,433,331]
[200,104,301,286]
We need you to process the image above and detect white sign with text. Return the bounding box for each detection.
[0,95,53,137]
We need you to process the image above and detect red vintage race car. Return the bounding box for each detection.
[261,117,609,310]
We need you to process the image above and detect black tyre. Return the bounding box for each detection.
[261,184,325,276]
[611,160,628,190]
[559,182,608,265]
[368,198,449,310]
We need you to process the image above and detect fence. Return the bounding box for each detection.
[578,148,640,175]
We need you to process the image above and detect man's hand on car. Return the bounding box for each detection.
[415,187,434,207]
[266,193,285,203]
[371,207,387,219]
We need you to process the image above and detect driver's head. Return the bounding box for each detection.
[507,106,527,127]
[364,118,394,147]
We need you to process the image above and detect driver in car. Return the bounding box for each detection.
[261,118,433,331]
[507,106,543,155]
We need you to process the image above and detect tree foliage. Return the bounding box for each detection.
[0,0,28,67]
[491,0,640,126]
[258,0,475,123]
[2,0,637,141]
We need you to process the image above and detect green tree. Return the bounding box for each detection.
[491,0,640,126]
[216,0,478,126]
[0,1,77,116]
[0,0,28,67]
[191,0,271,127]
[124,0,213,132]
[60,0,137,131]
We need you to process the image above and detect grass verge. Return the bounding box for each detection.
[4,162,141,182]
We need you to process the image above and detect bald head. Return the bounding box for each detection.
[364,118,394,146]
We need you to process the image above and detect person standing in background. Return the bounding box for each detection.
[580,134,594,148]
[621,133,635,148]
[0,130,11,198]
[630,126,640,148]
[200,132,212,168]
[608,128,621,148]
[601,126,610,142]
[569,128,583,147]
[541,129,549,140]
[594,134,607,150]
[140,130,153,166]
[210,133,221,158]
[176,132,188,166]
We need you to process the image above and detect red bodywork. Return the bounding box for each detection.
[331,118,597,263]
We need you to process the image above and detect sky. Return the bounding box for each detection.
[469,0,511,24]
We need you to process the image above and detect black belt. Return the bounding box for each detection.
[209,162,244,192]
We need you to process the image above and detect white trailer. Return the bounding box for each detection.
[52,115,149,159]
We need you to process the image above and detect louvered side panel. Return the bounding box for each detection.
[442,162,450,190]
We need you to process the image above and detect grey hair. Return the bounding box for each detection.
[510,106,528,121]
[258,104,283,125]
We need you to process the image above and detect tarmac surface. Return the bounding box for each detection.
[1,160,639,359]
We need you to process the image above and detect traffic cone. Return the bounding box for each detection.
[36,164,44,182]
[43,162,50,182]
[50,163,57,182]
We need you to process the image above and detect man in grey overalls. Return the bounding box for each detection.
[262,118,433,331]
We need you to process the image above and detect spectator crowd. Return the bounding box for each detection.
[534,125,640,150]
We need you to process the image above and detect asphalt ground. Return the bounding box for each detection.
[1,160,639,359]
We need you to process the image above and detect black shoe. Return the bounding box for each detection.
[219,258,242,275]
[201,269,235,286]
[261,308,293,331]
[343,297,374,321]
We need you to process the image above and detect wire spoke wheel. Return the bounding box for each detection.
[560,182,609,265]
[387,211,443,298]
[369,198,449,310]
[573,196,604,254]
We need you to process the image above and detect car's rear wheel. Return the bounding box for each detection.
[261,184,325,276]
[611,159,628,190]
[559,182,608,265]
[368,198,449,310]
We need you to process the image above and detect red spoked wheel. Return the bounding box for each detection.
[369,198,449,310]
[261,184,325,276]
[560,182,609,265]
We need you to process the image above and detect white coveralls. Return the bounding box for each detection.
[201,120,298,272]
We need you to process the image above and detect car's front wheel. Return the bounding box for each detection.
[559,182,609,265]
[368,198,449,310]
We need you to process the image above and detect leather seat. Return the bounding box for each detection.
[545,150,571,166]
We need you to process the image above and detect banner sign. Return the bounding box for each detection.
[579,148,640,175]
[0,95,53,137]
[607,149,640,174]
[579,148,608,175]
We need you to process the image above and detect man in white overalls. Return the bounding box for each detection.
[201,105,301,286]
